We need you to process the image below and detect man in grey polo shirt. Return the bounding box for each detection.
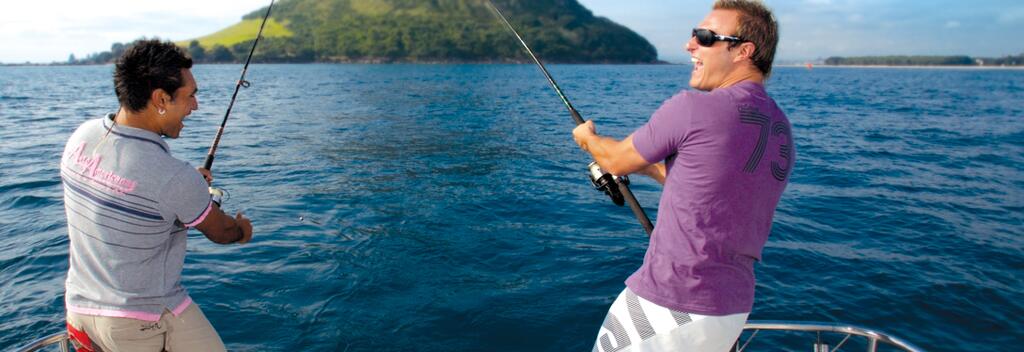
[61,39,254,352]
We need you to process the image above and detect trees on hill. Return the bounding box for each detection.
[70,0,657,64]
[824,54,1023,67]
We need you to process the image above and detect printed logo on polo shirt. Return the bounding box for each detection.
[67,142,138,194]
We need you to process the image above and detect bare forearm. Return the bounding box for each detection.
[208,219,245,244]
[580,134,652,176]
[640,163,667,185]
[573,122,651,176]
[579,134,622,173]
[196,206,252,245]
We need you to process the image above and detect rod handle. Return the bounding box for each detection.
[570,109,585,125]
[618,182,654,235]
[203,154,214,171]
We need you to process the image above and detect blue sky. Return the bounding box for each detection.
[584,0,1024,63]
[1,0,1022,63]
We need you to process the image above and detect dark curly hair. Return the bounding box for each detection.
[113,39,193,112]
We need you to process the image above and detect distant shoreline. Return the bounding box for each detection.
[1,60,672,67]
[5,62,1023,70]
[796,64,1024,70]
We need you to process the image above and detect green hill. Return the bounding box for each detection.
[180,0,658,63]
[178,18,293,50]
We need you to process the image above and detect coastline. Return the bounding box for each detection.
[2,60,672,67]
[5,62,1020,69]
[787,64,1024,70]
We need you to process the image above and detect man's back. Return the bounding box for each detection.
[627,81,793,315]
[62,115,210,319]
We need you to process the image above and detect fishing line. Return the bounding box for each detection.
[485,0,654,235]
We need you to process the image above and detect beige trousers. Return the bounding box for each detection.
[67,303,226,352]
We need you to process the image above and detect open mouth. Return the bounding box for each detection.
[691,57,702,72]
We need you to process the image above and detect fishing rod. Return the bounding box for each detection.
[203,0,275,171]
[485,1,654,235]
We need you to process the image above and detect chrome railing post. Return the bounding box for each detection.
[742,321,924,352]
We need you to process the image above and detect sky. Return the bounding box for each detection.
[1,0,1022,64]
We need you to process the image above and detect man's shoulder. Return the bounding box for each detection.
[674,86,745,106]
[69,117,106,138]
[657,89,710,115]
[710,81,785,114]
[139,153,194,180]
[108,138,192,188]
[662,87,739,116]
[63,118,107,157]
[666,89,702,104]
[137,154,203,207]
[716,81,773,102]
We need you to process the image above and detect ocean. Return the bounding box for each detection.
[1,64,1021,351]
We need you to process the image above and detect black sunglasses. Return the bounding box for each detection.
[691,28,744,47]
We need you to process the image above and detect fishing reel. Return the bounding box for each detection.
[587,162,628,206]
[208,187,229,207]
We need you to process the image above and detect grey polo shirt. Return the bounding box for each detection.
[61,114,212,321]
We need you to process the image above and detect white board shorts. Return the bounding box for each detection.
[593,287,749,352]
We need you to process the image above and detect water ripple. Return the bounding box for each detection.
[0,65,1021,351]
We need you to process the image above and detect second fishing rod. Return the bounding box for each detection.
[486,1,655,235]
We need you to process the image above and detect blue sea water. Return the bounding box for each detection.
[0,64,1021,351]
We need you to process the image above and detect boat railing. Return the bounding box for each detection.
[15,332,69,352]
[738,320,925,352]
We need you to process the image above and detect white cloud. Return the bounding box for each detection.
[0,0,270,62]
[3,0,1022,63]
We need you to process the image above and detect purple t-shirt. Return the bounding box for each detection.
[626,81,793,315]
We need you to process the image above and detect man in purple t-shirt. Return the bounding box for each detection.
[573,1,793,350]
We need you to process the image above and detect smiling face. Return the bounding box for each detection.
[687,9,745,91]
[157,69,199,138]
